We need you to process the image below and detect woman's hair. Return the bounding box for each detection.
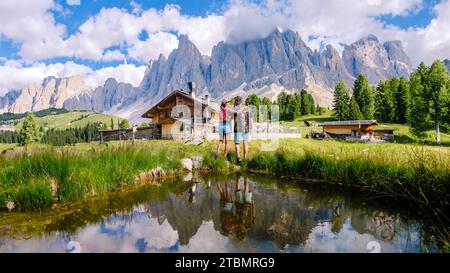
[221,100,227,109]
[234,96,242,106]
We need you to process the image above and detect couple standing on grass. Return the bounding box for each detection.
[216,96,252,165]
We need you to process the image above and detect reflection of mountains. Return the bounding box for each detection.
[143,179,335,247]
[351,211,402,241]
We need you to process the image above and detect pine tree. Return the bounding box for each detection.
[119,119,130,129]
[353,75,374,119]
[19,112,42,146]
[261,97,272,120]
[374,80,395,122]
[285,94,301,121]
[394,77,410,124]
[348,97,363,120]
[277,92,288,120]
[317,104,325,115]
[332,80,351,121]
[409,61,450,144]
[427,60,449,144]
[300,89,310,116]
[307,94,316,114]
[245,94,261,120]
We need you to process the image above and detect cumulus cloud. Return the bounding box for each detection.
[0,60,146,95]
[84,64,146,88]
[0,0,67,62]
[1,0,449,93]
[101,49,126,62]
[127,31,179,62]
[384,0,450,65]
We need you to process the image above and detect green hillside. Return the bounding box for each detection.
[16,111,123,130]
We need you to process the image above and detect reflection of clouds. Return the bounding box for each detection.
[0,179,427,253]
[179,221,281,253]
[294,219,422,253]
[0,214,422,253]
[0,212,179,253]
[74,214,179,252]
[179,221,229,253]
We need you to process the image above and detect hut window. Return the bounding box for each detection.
[179,112,183,118]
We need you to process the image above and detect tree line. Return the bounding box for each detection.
[0,112,104,146]
[0,108,69,124]
[332,60,450,143]
[244,90,324,121]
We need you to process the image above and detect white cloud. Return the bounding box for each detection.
[101,49,126,62]
[84,64,146,88]
[384,0,450,65]
[66,0,81,6]
[0,60,146,95]
[0,0,449,86]
[0,0,67,62]
[127,32,179,62]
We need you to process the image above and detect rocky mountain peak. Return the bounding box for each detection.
[5,75,92,113]
[42,76,57,85]
[342,34,411,82]
[0,29,415,122]
[104,78,119,87]
[178,34,197,52]
[364,34,380,43]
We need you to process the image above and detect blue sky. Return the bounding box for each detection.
[0,0,449,94]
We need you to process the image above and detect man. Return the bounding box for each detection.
[233,96,252,164]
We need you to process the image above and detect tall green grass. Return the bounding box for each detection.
[0,141,233,211]
[247,143,450,211]
[2,138,450,213]
[0,144,182,210]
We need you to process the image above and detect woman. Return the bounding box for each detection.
[216,99,232,157]
[217,180,234,236]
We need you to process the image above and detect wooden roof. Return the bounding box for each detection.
[98,126,154,133]
[318,120,378,126]
[141,90,219,118]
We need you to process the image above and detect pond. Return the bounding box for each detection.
[0,173,443,253]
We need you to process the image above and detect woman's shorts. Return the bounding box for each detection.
[234,132,251,144]
[219,122,232,140]
[235,190,253,204]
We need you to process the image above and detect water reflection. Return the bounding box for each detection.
[217,177,256,240]
[0,173,438,252]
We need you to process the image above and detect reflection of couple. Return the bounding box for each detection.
[217,176,256,240]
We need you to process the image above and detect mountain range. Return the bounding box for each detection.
[0,29,417,123]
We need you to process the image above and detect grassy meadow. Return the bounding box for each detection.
[14,111,120,130]
[245,139,450,210]
[1,138,449,214]
[0,141,232,211]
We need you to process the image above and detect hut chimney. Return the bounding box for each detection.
[204,94,210,105]
[188,81,195,99]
